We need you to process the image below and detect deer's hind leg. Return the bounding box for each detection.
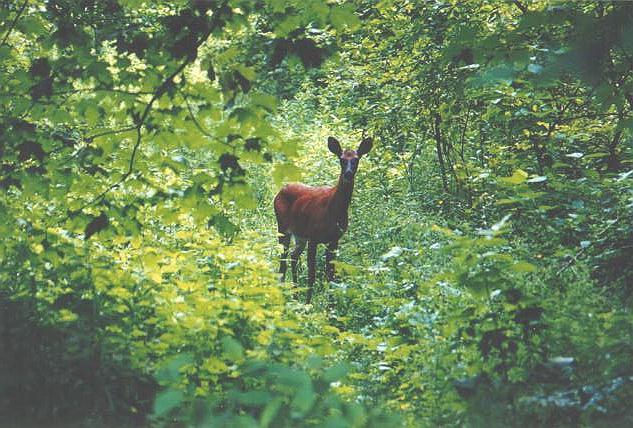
[291,236,307,283]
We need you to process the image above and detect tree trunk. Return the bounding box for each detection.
[433,113,449,192]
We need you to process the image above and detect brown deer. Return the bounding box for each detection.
[273,136,373,303]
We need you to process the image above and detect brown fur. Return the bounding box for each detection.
[274,179,351,244]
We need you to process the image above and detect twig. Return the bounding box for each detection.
[85,125,137,141]
[59,4,226,221]
[182,92,214,138]
[65,60,192,218]
[459,103,471,162]
[0,88,154,99]
[0,0,28,47]
[512,0,527,15]
[181,91,233,150]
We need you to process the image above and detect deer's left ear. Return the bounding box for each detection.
[357,138,373,157]
[328,137,342,156]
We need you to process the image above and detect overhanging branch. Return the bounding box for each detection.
[0,0,28,47]
[59,4,226,222]
[512,0,528,14]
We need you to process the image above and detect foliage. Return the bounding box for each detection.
[151,355,399,427]
[1,0,632,427]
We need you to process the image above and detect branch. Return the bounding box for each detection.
[65,61,193,218]
[182,92,213,137]
[557,112,620,124]
[181,91,233,150]
[0,0,28,47]
[626,92,633,111]
[61,6,225,221]
[125,58,192,174]
[512,0,528,14]
[0,87,154,99]
[85,124,137,142]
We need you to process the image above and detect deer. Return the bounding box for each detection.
[273,136,373,303]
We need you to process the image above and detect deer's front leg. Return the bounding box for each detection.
[278,233,291,281]
[306,241,318,303]
[290,238,306,283]
[325,240,338,281]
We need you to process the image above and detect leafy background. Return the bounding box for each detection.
[1,0,632,427]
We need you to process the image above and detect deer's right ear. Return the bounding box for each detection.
[327,137,342,156]
[357,137,373,156]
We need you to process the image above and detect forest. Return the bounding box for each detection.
[1,0,632,426]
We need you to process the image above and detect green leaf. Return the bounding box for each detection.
[222,336,244,361]
[272,162,302,187]
[583,152,609,160]
[431,225,455,236]
[495,198,521,206]
[330,260,359,275]
[499,169,528,185]
[330,4,361,31]
[292,383,316,414]
[235,64,257,81]
[469,64,514,87]
[153,389,184,417]
[251,93,277,113]
[210,214,240,239]
[260,397,283,428]
[269,0,287,13]
[17,16,47,35]
[236,390,271,406]
[322,364,349,383]
[224,184,258,209]
[231,415,258,428]
[156,354,194,383]
[274,14,302,37]
[511,262,537,273]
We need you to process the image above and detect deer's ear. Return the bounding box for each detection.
[357,137,373,156]
[328,137,342,156]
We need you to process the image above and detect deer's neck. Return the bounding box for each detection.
[330,175,354,221]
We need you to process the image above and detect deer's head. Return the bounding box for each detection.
[327,136,373,181]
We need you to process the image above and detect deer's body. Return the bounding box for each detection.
[274,136,372,303]
[275,179,351,243]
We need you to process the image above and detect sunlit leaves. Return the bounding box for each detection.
[510,261,537,273]
[251,92,277,113]
[272,162,302,187]
[330,4,361,31]
[221,336,245,361]
[210,213,240,239]
[499,169,528,185]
